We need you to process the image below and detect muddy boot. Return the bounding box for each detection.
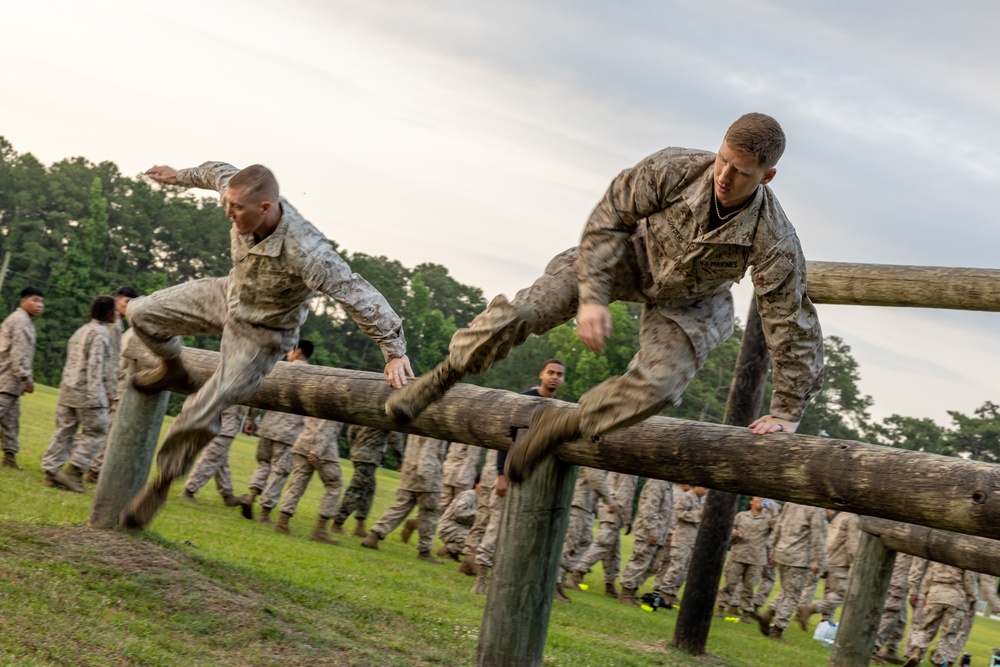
[236,490,258,520]
[458,554,479,576]
[554,582,572,603]
[352,519,367,537]
[471,568,489,595]
[715,603,727,618]
[221,492,241,507]
[121,472,172,529]
[329,520,345,534]
[400,518,418,544]
[2,452,21,469]
[754,607,775,637]
[767,625,787,642]
[275,511,292,534]
[728,605,741,616]
[418,550,444,564]
[179,488,197,502]
[436,545,453,559]
[795,603,816,631]
[311,517,339,545]
[739,611,754,624]
[84,469,99,485]
[361,531,381,550]
[53,465,85,493]
[619,587,639,606]
[875,647,905,665]
[258,507,274,525]
[385,359,462,426]
[132,357,200,395]
[42,472,57,488]
[505,405,580,483]
[565,571,584,591]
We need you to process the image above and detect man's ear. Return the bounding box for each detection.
[760,168,777,186]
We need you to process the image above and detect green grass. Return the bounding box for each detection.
[3,385,1000,665]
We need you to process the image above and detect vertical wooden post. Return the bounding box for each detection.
[828,532,895,667]
[88,358,169,529]
[673,300,770,653]
[477,442,578,667]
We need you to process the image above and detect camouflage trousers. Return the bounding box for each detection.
[462,483,495,559]
[439,484,462,512]
[332,462,377,523]
[87,400,118,475]
[559,507,595,580]
[906,602,970,665]
[40,405,109,474]
[127,276,296,486]
[655,536,696,597]
[437,516,472,556]
[753,563,777,608]
[248,437,293,510]
[799,568,821,606]
[447,247,700,441]
[876,583,909,652]
[183,434,236,497]
[771,564,812,630]
[717,559,763,612]
[0,393,21,454]
[573,520,622,584]
[371,488,441,553]
[619,537,661,591]
[475,487,507,569]
[279,453,342,518]
[814,565,851,619]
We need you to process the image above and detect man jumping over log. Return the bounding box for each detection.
[123,162,413,528]
[387,113,824,481]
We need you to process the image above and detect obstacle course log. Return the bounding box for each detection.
[861,517,1000,578]
[807,261,1000,311]
[123,338,1000,542]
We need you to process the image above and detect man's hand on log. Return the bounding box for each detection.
[576,303,612,353]
[748,415,797,435]
[384,355,415,389]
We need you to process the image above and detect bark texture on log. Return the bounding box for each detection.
[861,517,1000,578]
[828,532,896,667]
[807,261,1000,311]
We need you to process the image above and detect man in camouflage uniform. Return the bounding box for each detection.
[275,417,344,543]
[41,296,117,492]
[458,448,497,576]
[559,467,617,602]
[361,435,447,563]
[331,425,403,537]
[0,287,44,470]
[752,498,783,610]
[903,562,979,667]
[756,502,827,641]
[873,553,913,664]
[654,485,707,604]
[619,478,674,605]
[798,510,861,629]
[571,471,637,598]
[439,441,481,510]
[180,404,249,509]
[717,496,773,622]
[126,162,412,528]
[436,484,478,561]
[387,113,824,482]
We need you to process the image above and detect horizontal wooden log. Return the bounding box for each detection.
[806,261,1000,311]
[126,340,1000,541]
[860,517,1000,577]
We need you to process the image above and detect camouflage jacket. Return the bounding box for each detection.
[825,511,861,568]
[729,509,773,566]
[398,435,447,493]
[571,467,613,512]
[0,308,36,396]
[175,162,406,362]
[670,489,705,546]
[920,562,978,609]
[597,472,637,526]
[219,405,249,438]
[770,502,827,569]
[58,320,116,408]
[257,409,305,445]
[292,417,343,461]
[576,148,823,421]
[441,442,482,489]
[631,479,673,544]
[346,425,404,465]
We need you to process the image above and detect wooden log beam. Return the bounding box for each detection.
[124,339,1000,542]
[806,261,1000,311]
[828,532,896,667]
[861,517,1000,578]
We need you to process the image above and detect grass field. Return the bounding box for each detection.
[2,386,1000,666]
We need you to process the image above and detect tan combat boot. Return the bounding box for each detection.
[400,518,418,543]
[42,472,57,488]
[330,521,345,534]
[505,405,581,483]
[471,568,489,595]
[53,465,85,493]
[554,581,572,603]
[385,359,462,426]
[236,490,258,520]
[604,582,617,598]
[418,550,444,564]
[258,507,274,525]
[361,531,381,550]
[352,519,367,537]
[275,511,292,534]
[458,554,479,576]
[311,517,339,545]
[132,358,200,394]
[2,452,20,469]
[728,605,741,616]
[84,469,99,485]
[795,603,816,631]
[618,587,639,606]
[221,492,241,507]
[436,545,454,560]
[179,489,197,502]
[875,647,906,665]
[767,625,787,642]
[565,571,584,591]
[754,607,775,637]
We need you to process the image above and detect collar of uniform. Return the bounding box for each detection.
[232,199,291,261]
[697,181,763,246]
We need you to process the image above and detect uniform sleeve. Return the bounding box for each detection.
[102,330,117,399]
[583,468,613,505]
[175,161,240,197]
[86,330,110,403]
[675,493,701,524]
[459,445,482,488]
[11,317,34,383]
[809,507,828,570]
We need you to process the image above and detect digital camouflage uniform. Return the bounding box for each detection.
[573,472,637,585]
[767,502,827,631]
[619,479,674,592]
[717,507,773,613]
[88,311,126,477]
[559,467,612,581]
[655,487,705,599]
[0,308,36,456]
[41,320,116,474]
[333,425,403,524]
[279,418,344,519]
[875,553,913,658]
[813,511,861,619]
[437,488,478,558]
[463,449,498,561]
[905,562,978,666]
[369,435,447,554]
[439,442,481,510]
[126,161,406,515]
[249,407,306,510]
[183,404,249,498]
[753,499,783,608]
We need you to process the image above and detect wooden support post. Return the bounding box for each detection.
[828,531,896,667]
[477,444,577,667]
[88,355,169,529]
[674,301,770,653]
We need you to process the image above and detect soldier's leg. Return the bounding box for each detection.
[247,437,277,495]
[476,490,507,569]
[798,568,821,606]
[333,462,375,524]
[415,491,441,554]
[754,563,777,608]
[772,565,810,630]
[40,406,80,474]
[574,520,616,576]
[462,484,495,559]
[602,530,622,585]
[0,394,20,456]
[212,457,235,499]
[88,399,118,476]
[184,434,231,494]
[620,538,658,591]
[660,541,695,598]
[739,564,763,613]
[370,488,419,539]
[67,407,110,473]
[906,602,946,663]
[814,566,850,619]
[278,454,313,517]
[314,458,343,519]
[559,508,593,580]
[259,443,293,511]
[717,558,744,607]
[438,485,457,513]
[929,605,970,666]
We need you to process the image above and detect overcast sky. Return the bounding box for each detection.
[3,0,998,427]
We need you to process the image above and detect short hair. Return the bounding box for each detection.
[540,359,565,371]
[89,295,116,323]
[724,113,786,168]
[296,338,315,359]
[20,287,43,299]
[115,286,141,299]
[228,164,279,203]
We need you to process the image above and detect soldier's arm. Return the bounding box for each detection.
[85,330,110,402]
[11,318,34,387]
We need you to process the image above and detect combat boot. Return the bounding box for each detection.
[436,545,455,560]
[385,358,462,426]
[618,587,639,606]
[42,472,57,488]
[400,518,418,543]
[311,517,339,545]
[754,607,775,637]
[901,655,921,667]
[739,611,754,624]
[275,511,292,534]
[132,357,200,394]
[565,571,584,591]
[795,603,817,630]
[2,452,21,469]
[330,520,345,534]
[604,582,617,598]
[179,489,197,502]
[505,405,581,483]
[728,605,741,616]
[221,492,241,507]
[715,603,727,618]
[53,465,85,493]
[258,507,274,525]
[120,472,172,529]
[352,519,367,537]
[767,625,787,642]
[236,490,258,520]
[875,647,906,665]
[458,554,479,576]
[361,531,381,550]
[554,581,572,603]
[471,568,489,595]
[84,469,99,484]
[418,550,444,564]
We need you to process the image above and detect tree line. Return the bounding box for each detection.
[1,137,996,464]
